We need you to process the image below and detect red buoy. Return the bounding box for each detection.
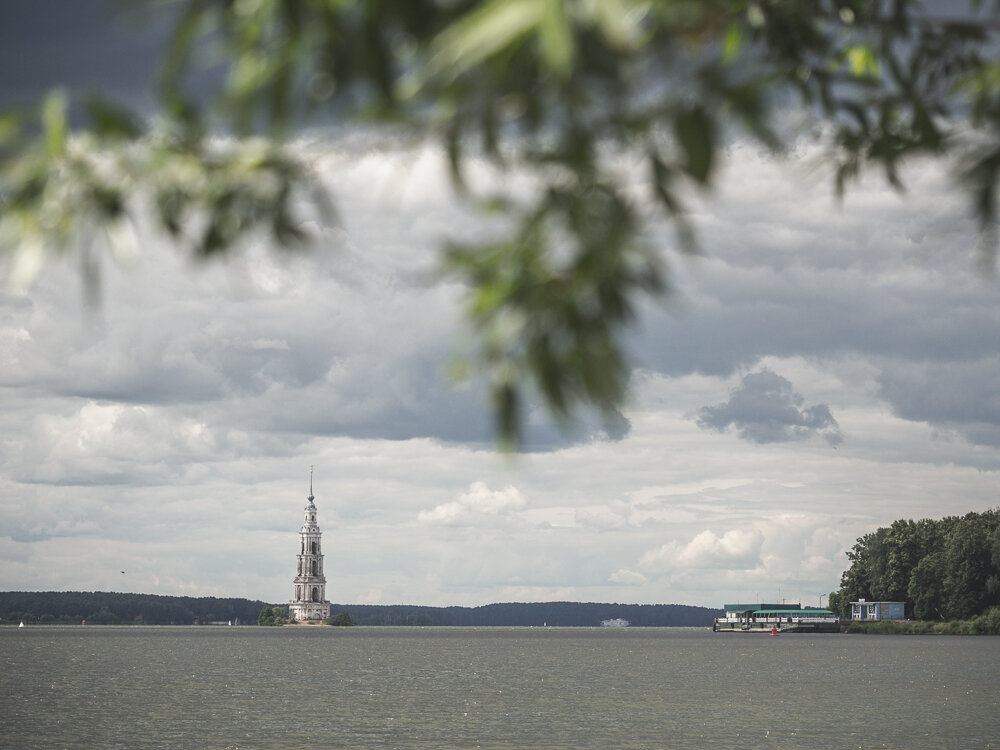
[770,626,779,636]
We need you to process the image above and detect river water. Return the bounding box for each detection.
[2,626,998,749]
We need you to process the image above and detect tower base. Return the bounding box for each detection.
[289,602,330,622]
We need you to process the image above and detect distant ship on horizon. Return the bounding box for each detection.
[600,618,630,627]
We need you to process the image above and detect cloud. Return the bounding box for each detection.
[609,568,647,585]
[639,528,765,572]
[877,357,1000,446]
[695,369,844,446]
[495,585,580,603]
[575,504,630,530]
[355,589,383,604]
[417,481,527,525]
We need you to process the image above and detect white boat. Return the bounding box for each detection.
[18,621,24,628]
[600,618,630,627]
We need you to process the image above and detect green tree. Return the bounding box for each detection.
[326,611,355,626]
[871,519,927,602]
[3,1,1000,443]
[826,590,845,618]
[942,514,994,619]
[257,605,288,626]
[836,531,877,608]
[987,527,1000,608]
[87,606,120,625]
[908,550,947,620]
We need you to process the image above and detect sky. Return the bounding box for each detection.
[1,2,998,610]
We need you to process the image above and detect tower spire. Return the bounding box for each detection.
[309,465,314,502]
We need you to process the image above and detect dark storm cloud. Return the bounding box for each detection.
[218,363,630,451]
[878,357,1000,446]
[633,245,1000,380]
[0,1,166,109]
[626,144,1000,453]
[696,369,844,446]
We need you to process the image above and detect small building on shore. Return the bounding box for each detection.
[850,600,905,621]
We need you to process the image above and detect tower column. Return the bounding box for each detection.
[288,469,331,622]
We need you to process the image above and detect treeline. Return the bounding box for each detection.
[845,610,1000,635]
[326,601,718,627]
[0,591,267,625]
[829,509,1000,620]
[2,591,718,627]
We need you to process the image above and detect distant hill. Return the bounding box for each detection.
[0,591,267,625]
[328,601,720,627]
[2,591,720,627]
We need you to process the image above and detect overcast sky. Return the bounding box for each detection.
[1,2,998,610]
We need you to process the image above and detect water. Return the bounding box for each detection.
[2,626,998,749]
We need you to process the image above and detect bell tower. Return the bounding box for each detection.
[288,468,331,622]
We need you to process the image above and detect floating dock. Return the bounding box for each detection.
[712,603,841,634]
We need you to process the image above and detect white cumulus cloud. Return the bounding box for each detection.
[610,569,648,585]
[639,528,765,572]
[417,481,527,525]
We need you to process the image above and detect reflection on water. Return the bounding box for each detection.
[2,626,998,749]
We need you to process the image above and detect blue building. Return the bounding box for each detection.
[850,600,906,620]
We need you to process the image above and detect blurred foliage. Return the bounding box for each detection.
[2,0,1000,444]
[0,91,325,303]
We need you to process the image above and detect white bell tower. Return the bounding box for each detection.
[288,468,331,622]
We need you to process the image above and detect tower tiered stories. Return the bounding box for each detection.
[288,469,331,622]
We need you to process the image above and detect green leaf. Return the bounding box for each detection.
[723,23,742,64]
[588,0,647,50]
[539,0,575,77]
[83,96,143,140]
[0,111,20,146]
[41,89,68,157]
[674,106,714,183]
[846,44,879,79]
[431,0,544,77]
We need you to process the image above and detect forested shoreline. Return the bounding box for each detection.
[326,601,717,627]
[0,591,269,625]
[1,591,719,627]
[828,509,1000,623]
